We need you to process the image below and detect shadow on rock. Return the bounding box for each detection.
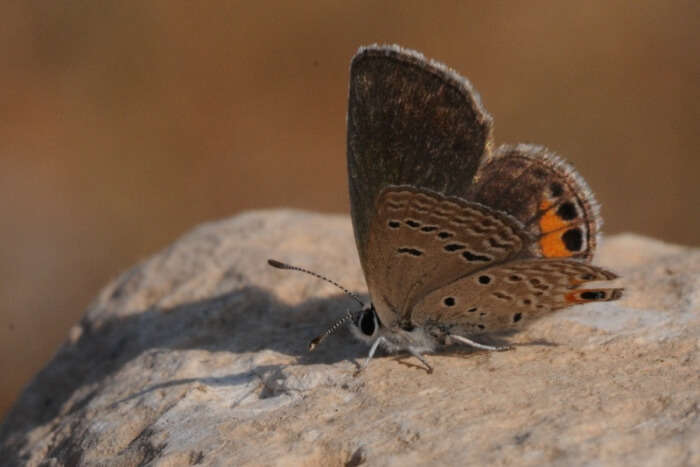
[0,284,367,463]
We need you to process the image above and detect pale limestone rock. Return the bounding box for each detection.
[1,211,698,466]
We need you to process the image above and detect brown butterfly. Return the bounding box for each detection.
[270,45,622,373]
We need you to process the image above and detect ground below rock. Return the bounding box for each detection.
[1,210,698,466]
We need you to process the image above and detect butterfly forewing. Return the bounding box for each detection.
[348,46,493,274]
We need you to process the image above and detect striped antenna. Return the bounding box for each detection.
[267,259,364,306]
[307,310,355,351]
[267,258,365,351]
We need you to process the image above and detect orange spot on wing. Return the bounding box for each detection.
[538,200,581,258]
[564,291,580,303]
[539,200,569,233]
[540,231,573,258]
[564,290,601,303]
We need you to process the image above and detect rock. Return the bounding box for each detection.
[1,211,698,466]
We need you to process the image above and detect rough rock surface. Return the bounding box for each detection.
[1,210,698,466]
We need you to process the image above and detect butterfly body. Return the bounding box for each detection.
[270,44,623,372]
[343,45,622,371]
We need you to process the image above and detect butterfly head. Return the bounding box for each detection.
[267,258,380,349]
[349,304,381,343]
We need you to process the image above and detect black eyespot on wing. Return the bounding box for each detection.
[550,182,564,197]
[508,275,523,282]
[477,324,485,330]
[467,307,477,312]
[360,310,375,336]
[397,247,423,256]
[443,297,456,307]
[556,202,578,220]
[405,219,420,228]
[478,275,491,285]
[420,225,438,232]
[462,251,491,262]
[581,291,605,300]
[513,312,522,323]
[562,228,583,251]
[388,220,400,228]
[444,243,465,252]
[437,231,453,239]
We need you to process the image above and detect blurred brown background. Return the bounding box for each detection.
[1,1,698,419]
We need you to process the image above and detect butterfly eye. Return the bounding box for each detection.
[359,309,377,336]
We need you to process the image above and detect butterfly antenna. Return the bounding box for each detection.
[268,259,364,351]
[308,310,356,351]
[267,259,364,306]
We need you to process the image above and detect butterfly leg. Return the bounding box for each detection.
[449,334,512,352]
[354,336,385,376]
[408,348,433,374]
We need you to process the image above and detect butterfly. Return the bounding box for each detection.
[269,44,622,373]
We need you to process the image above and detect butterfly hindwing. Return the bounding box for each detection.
[411,259,622,335]
[348,45,494,274]
[470,144,601,262]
